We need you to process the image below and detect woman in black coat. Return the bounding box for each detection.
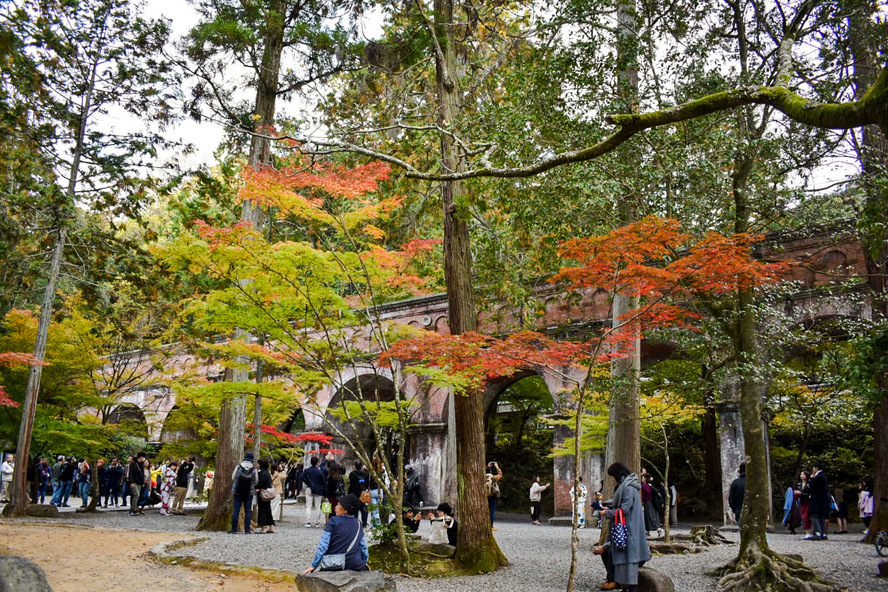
[256,459,276,534]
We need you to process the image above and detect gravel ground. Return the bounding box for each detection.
[51,503,888,591]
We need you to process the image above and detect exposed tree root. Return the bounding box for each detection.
[712,546,845,592]
[680,524,734,546]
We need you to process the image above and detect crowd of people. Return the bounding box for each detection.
[0,451,199,514]
[3,447,880,587]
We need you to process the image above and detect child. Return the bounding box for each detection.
[426,502,457,546]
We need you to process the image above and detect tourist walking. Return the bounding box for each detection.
[728,462,746,524]
[324,462,346,522]
[301,456,326,528]
[49,455,65,506]
[58,457,76,507]
[807,461,829,540]
[797,470,812,535]
[859,476,874,535]
[0,454,13,503]
[256,459,276,534]
[485,461,503,528]
[173,457,193,515]
[782,481,802,534]
[831,486,848,533]
[303,494,368,574]
[592,462,652,592]
[159,460,177,515]
[569,476,588,528]
[36,458,51,504]
[77,458,91,508]
[127,452,146,515]
[668,482,678,526]
[103,458,123,507]
[347,460,371,527]
[229,452,258,534]
[271,462,285,521]
[641,474,660,535]
[529,475,551,525]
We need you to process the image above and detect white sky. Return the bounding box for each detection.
[122,0,855,192]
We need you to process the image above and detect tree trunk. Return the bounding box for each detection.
[702,391,722,513]
[4,40,100,518]
[3,227,66,518]
[199,1,284,529]
[849,0,888,545]
[197,394,247,531]
[432,0,506,572]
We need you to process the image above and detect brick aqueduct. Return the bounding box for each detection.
[96,225,869,520]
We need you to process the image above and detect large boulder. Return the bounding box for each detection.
[295,570,396,592]
[638,567,675,592]
[0,556,54,592]
[25,505,58,518]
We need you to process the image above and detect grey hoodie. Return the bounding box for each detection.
[231,461,258,497]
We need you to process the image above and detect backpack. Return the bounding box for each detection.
[235,467,254,498]
[485,475,500,497]
[650,487,665,512]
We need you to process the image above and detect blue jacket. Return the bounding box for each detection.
[301,465,327,496]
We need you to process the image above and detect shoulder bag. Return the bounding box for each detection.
[259,488,278,502]
[612,508,628,551]
[318,519,362,571]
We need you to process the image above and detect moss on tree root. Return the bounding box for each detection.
[713,547,846,592]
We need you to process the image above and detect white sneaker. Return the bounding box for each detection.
[304,523,312,528]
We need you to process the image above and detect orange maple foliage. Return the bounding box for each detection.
[0,351,42,408]
[383,217,790,388]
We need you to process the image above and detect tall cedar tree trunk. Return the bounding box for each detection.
[702,389,723,513]
[730,147,772,556]
[433,0,507,572]
[590,2,641,587]
[4,36,100,517]
[605,0,641,480]
[197,0,283,531]
[850,0,888,545]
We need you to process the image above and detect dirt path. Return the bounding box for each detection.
[0,522,295,592]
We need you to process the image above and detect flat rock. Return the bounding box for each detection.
[409,541,455,558]
[638,567,675,592]
[0,556,54,592]
[24,505,58,518]
[295,570,396,592]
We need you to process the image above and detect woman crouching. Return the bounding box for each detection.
[303,494,368,574]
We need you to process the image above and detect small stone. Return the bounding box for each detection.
[638,567,675,592]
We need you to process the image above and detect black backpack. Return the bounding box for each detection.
[235,467,254,498]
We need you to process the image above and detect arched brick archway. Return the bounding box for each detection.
[324,370,399,470]
[106,403,149,440]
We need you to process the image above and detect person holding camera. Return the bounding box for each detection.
[485,461,503,530]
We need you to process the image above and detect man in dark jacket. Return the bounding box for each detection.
[173,457,194,515]
[807,462,830,540]
[728,462,746,524]
[347,460,371,527]
[58,457,77,507]
[127,452,146,515]
[301,456,327,528]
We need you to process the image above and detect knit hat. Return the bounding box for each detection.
[244,452,255,462]
[338,493,361,515]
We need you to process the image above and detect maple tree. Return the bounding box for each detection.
[157,153,443,566]
[382,215,789,588]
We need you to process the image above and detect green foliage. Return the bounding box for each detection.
[843,327,888,407]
